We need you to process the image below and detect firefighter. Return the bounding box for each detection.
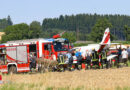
[106,49,114,68]
[101,50,107,68]
[0,55,4,65]
[75,49,82,70]
[58,53,65,64]
[127,46,130,62]
[66,50,73,71]
[98,52,102,69]
[121,48,128,66]
[29,53,36,72]
[57,53,66,71]
[65,50,72,64]
[72,51,79,70]
[85,50,92,69]
[118,47,122,63]
[91,49,99,69]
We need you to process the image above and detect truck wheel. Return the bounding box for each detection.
[8,66,17,74]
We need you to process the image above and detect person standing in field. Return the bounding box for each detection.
[72,50,80,70]
[121,48,128,66]
[118,47,122,63]
[65,50,72,64]
[30,53,37,72]
[75,49,82,69]
[86,50,92,68]
[127,46,130,61]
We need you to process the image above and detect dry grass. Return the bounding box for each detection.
[1,67,130,90]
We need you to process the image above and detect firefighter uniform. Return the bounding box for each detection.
[58,54,66,71]
[91,50,100,68]
[85,51,92,69]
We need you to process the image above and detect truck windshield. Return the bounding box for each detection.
[53,41,69,51]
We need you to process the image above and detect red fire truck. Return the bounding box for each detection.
[0,38,70,73]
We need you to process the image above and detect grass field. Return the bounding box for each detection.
[0,67,130,90]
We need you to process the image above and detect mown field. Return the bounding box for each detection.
[0,67,130,90]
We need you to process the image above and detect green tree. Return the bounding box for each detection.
[1,23,29,43]
[42,14,130,40]
[62,32,76,43]
[0,16,13,32]
[7,15,13,25]
[90,18,112,42]
[29,21,42,38]
[0,19,8,30]
[124,25,130,41]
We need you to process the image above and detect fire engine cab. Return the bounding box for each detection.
[0,38,70,73]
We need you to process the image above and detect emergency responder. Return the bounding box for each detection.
[91,48,95,58]
[66,50,73,71]
[57,52,65,71]
[91,49,100,69]
[92,49,99,59]
[29,53,36,72]
[101,50,107,68]
[98,52,102,69]
[127,46,130,62]
[118,47,122,63]
[85,50,92,69]
[65,50,71,64]
[0,54,4,65]
[72,51,79,70]
[121,48,128,66]
[75,49,82,70]
[82,50,86,60]
[105,49,111,69]
[58,52,63,63]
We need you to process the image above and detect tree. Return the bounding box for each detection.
[90,18,112,42]
[0,16,13,32]
[29,21,42,38]
[7,15,13,25]
[124,25,130,41]
[62,32,76,43]
[42,14,130,41]
[1,23,29,43]
[0,19,8,30]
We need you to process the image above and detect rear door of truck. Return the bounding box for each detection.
[6,45,30,72]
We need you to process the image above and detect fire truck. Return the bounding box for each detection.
[0,37,70,73]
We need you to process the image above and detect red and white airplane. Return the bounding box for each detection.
[75,28,111,53]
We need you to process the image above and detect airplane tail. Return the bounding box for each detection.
[100,28,110,44]
[98,28,110,52]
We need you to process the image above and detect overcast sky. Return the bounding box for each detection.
[0,0,129,24]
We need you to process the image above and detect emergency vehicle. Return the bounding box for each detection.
[0,37,70,73]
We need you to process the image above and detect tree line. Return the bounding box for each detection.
[42,14,130,41]
[0,15,13,32]
[0,14,130,43]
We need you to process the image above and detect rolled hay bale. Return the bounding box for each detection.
[37,58,58,73]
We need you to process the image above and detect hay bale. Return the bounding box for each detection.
[37,58,58,72]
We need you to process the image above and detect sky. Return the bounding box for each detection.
[0,0,130,24]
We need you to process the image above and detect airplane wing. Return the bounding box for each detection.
[107,55,118,61]
[99,43,119,45]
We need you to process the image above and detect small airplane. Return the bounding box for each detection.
[75,28,111,53]
[74,28,120,61]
